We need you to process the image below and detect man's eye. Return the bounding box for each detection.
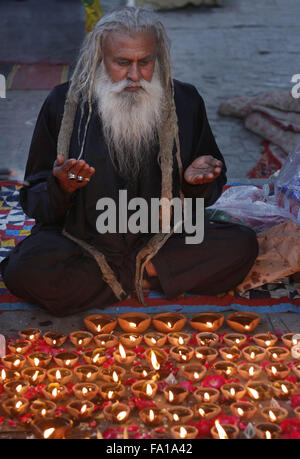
[117,60,130,66]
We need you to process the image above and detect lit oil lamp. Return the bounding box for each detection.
[213,361,237,378]
[103,401,130,423]
[245,382,271,401]
[194,403,221,420]
[74,364,99,382]
[194,346,218,363]
[220,382,246,401]
[30,399,57,418]
[193,387,220,404]
[66,400,95,421]
[242,345,266,363]
[169,345,194,363]
[219,345,241,362]
[94,333,118,348]
[28,352,52,368]
[281,333,299,348]
[152,312,186,333]
[118,312,151,333]
[2,353,26,370]
[4,380,29,396]
[31,417,73,439]
[253,332,277,348]
[261,406,288,423]
[180,363,206,382]
[19,328,41,343]
[113,343,136,365]
[226,311,260,333]
[168,332,191,346]
[163,384,189,404]
[196,332,219,347]
[170,425,198,439]
[271,380,296,400]
[99,365,126,383]
[223,333,247,347]
[144,332,167,348]
[119,333,143,348]
[131,380,157,399]
[139,407,164,426]
[2,397,29,417]
[53,351,79,368]
[130,364,156,380]
[165,406,194,423]
[237,362,262,380]
[21,367,47,384]
[73,382,99,400]
[190,313,224,332]
[230,401,257,420]
[8,339,31,355]
[211,420,239,439]
[42,382,67,401]
[265,362,290,380]
[0,367,21,383]
[84,314,117,334]
[47,367,73,384]
[43,331,67,347]
[145,348,168,371]
[83,347,106,366]
[69,331,93,347]
[99,383,125,401]
[254,423,281,439]
[267,346,290,362]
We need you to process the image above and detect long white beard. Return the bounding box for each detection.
[93,62,164,180]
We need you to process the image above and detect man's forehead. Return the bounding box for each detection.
[102,29,158,56]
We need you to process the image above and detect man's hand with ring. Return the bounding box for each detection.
[184,155,223,185]
[53,154,95,194]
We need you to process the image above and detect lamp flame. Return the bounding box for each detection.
[206,322,213,328]
[117,410,127,421]
[248,387,260,399]
[43,428,55,439]
[146,383,153,397]
[199,408,205,417]
[129,322,137,328]
[108,390,114,399]
[81,404,87,414]
[249,366,255,376]
[33,357,40,367]
[194,372,200,380]
[149,409,155,421]
[203,392,210,401]
[168,390,174,402]
[119,343,127,360]
[179,426,187,438]
[15,400,22,409]
[237,407,244,417]
[55,370,61,380]
[32,370,39,382]
[112,371,119,383]
[178,336,184,345]
[150,350,160,370]
[281,384,288,394]
[265,430,272,439]
[269,410,277,422]
[173,413,180,422]
[214,420,228,439]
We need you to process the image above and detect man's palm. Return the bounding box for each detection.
[184,155,223,185]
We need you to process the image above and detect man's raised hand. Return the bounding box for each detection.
[184,155,223,185]
[53,155,95,194]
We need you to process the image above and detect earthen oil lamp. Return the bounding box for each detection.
[42,382,67,401]
[145,348,168,371]
[94,333,118,348]
[19,328,41,343]
[180,363,206,382]
[2,397,29,417]
[2,353,26,370]
[163,384,189,404]
[241,345,266,363]
[170,425,198,439]
[194,403,221,420]
[69,331,93,347]
[292,362,300,378]
[47,367,73,384]
[119,333,143,348]
[103,401,130,423]
[190,312,224,333]
[230,401,257,420]
[253,332,277,348]
[267,346,290,362]
[223,333,247,347]
[73,382,99,400]
[31,417,73,439]
[254,423,281,439]
[130,364,155,380]
[245,381,271,401]
[4,380,29,396]
[99,365,126,383]
[152,312,186,333]
[139,407,164,426]
[168,332,191,346]
[118,312,151,333]
[194,346,218,363]
[165,406,194,424]
[113,343,136,365]
[28,352,52,368]
[99,382,125,401]
[211,420,239,439]
[271,380,296,400]
[281,333,299,348]
[261,406,288,423]
[8,339,31,355]
[144,332,167,348]
[220,382,246,401]
[83,347,106,366]
[0,367,21,383]
[213,361,237,378]
[30,399,57,418]
[196,332,219,347]
[169,345,194,363]
[265,362,290,380]
[131,380,157,399]
[294,406,300,420]
[237,362,262,380]
[53,351,79,368]
[66,400,95,421]
[84,314,117,334]
[226,311,260,333]
[74,364,99,382]
[21,366,47,384]
[194,387,220,403]
[43,331,67,347]
[219,345,241,362]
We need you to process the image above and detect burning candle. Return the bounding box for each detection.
[194,346,218,363]
[73,382,99,400]
[226,311,260,333]
[69,331,93,347]
[242,345,266,363]
[213,361,237,377]
[223,333,247,347]
[84,314,117,334]
[163,384,189,404]
[265,363,290,380]
[211,420,239,439]
[31,417,72,439]
[30,399,57,418]
[246,382,270,401]
[272,380,296,400]
[152,312,186,333]
[131,380,157,399]
[83,348,106,366]
[66,400,95,420]
[194,387,220,404]
[194,403,221,420]
[99,365,126,383]
[181,363,206,382]
[113,343,136,365]
[0,367,21,383]
[220,383,246,401]
[168,332,191,346]
[19,328,41,342]
[281,333,299,348]
[267,346,290,362]
[190,313,224,332]
[119,333,143,348]
[8,339,31,355]
[103,401,130,424]
[4,380,29,396]
[139,407,164,426]
[230,401,257,420]
[53,351,79,368]
[47,367,73,384]
[170,345,194,363]
[118,312,151,333]
[253,333,277,348]
[146,348,168,371]
[255,423,281,439]
[22,367,47,384]
[237,362,262,380]
[74,365,99,382]
[219,346,241,362]
[99,383,125,401]
[42,383,67,401]
[43,331,67,347]
[130,364,156,380]
[196,332,219,347]
[2,397,29,417]
[94,333,118,348]
[144,332,167,348]
[28,352,52,368]
[2,353,26,370]
[261,407,288,423]
[170,425,198,439]
[166,406,194,424]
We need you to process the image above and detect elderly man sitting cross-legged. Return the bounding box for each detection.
[0,7,258,316]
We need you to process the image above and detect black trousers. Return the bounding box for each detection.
[0,221,258,317]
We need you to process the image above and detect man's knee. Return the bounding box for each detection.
[234,225,259,262]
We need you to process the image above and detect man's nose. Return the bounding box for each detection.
[127,62,140,82]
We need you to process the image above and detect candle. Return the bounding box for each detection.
[219,346,241,362]
[53,351,79,368]
[223,333,247,347]
[246,382,270,401]
[166,406,194,423]
[30,399,57,418]
[261,407,288,423]
[99,383,125,401]
[272,380,296,400]
[180,363,206,382]
[47,367,73,384]
[28,352,52,368]
[168,332,191,346]
[113,343,136,365]
[4,380,29,396]
[230,401,257,420]
[254,423,281,439]
[163,384,189,404]
[237,362,262,380]
[153,312,186,333]
[119,333,143,348]
[99,365,126,383]
[2,353,26,370]
[190,313,224,332]
[265,363,290,380]
[267,346,290,362]
[194,403,221,420]
[211,420,239,439]
[220,383,246,401]
[42,383,67,401]
[242,345,266,363]
[0,367,21,383]
[130,364,156,380]
[31,417,72,439]
[146,348,168,370]
[103,401,130,424]
[22,367,47,384]
[170,425,198,439]
[194,387,220,404]
[169,345,194,363]
[253,333,277,348]
[74,365,99,382]
[139,407,164,426]
[194,346,218,363]
[84,314,117,334]
[131,380,157,399]
[2,397,29,417]
[19,328,41,342]
[66,400,95,420]
[69,331,93,347]
[8,339,31,355]
[118,312,151,333]
[94,333,118,348]
[43,331,67,347]
[83,348,106,366]
[213,361,237,377]
[144,332,167,348]
[73,382,99,400]
[226,311,260,333]
[282,333,300,348]
[196,332,219,347]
